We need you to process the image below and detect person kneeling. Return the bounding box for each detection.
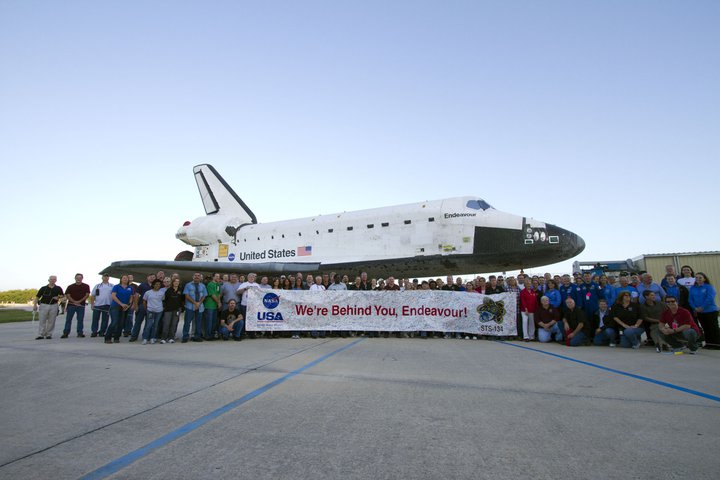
[563,297,589,346]
[592,299,617,346]
[536,296,563,343]
[219,300,244,341]
[659,296,700,354]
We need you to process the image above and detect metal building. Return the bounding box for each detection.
[574,251,720,305]
[633,251,720,304]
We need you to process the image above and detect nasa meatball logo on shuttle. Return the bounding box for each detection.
[258,292,284,321]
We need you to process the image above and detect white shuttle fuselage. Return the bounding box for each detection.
[103,165,584,279]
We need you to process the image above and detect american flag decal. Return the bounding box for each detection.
[297,246,312,256]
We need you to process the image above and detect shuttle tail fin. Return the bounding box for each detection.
[192,164,258,224]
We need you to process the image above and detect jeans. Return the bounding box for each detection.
[593,327,617,346]
[131,305,147,339]
[566,330,587,347]
[106,306,129,341]
[123,309,134,336]
[219,319,244,339]
[64,304,86,334]
[91,305,110,335]
[142,311,162,340]
[538,323,563,343]
[183,308,203,340]
[204,309,218,338]
[620,327,644,348]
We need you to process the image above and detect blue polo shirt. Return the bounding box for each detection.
[111,284,134,307]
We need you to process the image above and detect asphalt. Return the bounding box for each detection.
[1,316,719,480]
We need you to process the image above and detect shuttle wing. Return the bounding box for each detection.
[193,164,257,224]
[101,260,321,281]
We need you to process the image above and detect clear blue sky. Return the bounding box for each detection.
[1,0,718,291]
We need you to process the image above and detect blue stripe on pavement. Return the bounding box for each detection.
[80,338,364,480]
[498,341,720,403]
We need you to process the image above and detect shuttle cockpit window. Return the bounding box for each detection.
[466,199,493,211]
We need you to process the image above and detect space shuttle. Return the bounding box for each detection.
[102,164,585,279]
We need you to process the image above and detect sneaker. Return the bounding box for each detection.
[631,344,640,349]
[181,338,188,343]
[464,336,470,340]
[45,335,52,339]
[160,339,166,344]
[142,339,148,345]
[113,338,120,343]
[104,340,113,344]
[123,332,130,337]
[35,336,44,340]
[151,339,157,344]
[609,343,616,347]
[128,337,137,343]
[671,347,686,353]
[77,333,85,338]
[656,346,661,353]
[91,333,98,338]
[292,335,299,339]
[472,336,478,340]
[192,337,204,342]
[169,339,175,344]
[61,333,69,339]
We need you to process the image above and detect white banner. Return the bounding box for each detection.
[246,289,517,336]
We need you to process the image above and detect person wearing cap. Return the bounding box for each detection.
[90,274,114,337]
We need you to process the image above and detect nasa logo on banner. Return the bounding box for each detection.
[228,253,235,261]
[263,293,280,309]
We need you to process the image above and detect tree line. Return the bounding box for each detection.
[0,289,37,304]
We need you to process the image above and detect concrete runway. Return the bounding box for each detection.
[0,319,718,480]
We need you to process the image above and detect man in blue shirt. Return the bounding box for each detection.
[183,272,207,343]
[577,272,603,318]
[637,273,666,304]
[615,275,639,303]
[559,274,578,312]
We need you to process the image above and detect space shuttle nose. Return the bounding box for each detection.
[546,224,585,259]
[573,234,586,255]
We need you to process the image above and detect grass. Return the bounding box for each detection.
[0,309,34,323]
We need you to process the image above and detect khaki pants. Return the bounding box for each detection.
[38,304,59,337]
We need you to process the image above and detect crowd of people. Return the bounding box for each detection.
[31,264,719,353]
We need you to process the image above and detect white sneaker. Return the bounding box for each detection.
[151,339,156,344]
[464,336,470,340]
[168,339,175,344]
[160,339,166,344]
[609,343,616,347]
[472,336,478,340]
[142,339,148,345]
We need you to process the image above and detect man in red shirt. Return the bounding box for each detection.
[659,295,701,354]
[63,273,90,338]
